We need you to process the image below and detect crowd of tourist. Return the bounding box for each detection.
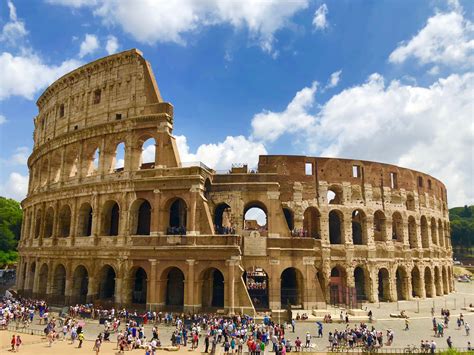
[290,228,319,238]
[214,225,236,235]
[166,226,186,235]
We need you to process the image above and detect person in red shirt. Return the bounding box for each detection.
[295,337,302,351]
[11,335,16,352]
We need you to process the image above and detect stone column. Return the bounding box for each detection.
[32,261,41,295]
[226,259,237,314]
[187,187,199,235]
[46,262,54,295]
[64,275,73,305]
[269,260,281,310]
[185,259,196,312]
[16,259,25,291]
[147,259,158,309]
[87,276,97,303]
[366,215,375,247]
[151,190,161,236]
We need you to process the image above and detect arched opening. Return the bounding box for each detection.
[434,267,442,296]
[283,207,294,231]
[78,203,93,237]
[327,186,343,204]
[50,151,61,183]
[244,202,268,233]
[442,267,449,294]
[424,267,434,298]
[201,268,224,309]
[303,207,321,238]
[34,210,42,239]
[214,203,233,234]
[140,138,156,169]
[354,266,368,301]
[281,267,303,307]
[352,209,367,245]
[411,266,422,298]
[27,262,36,290]
[430,218,437,245]
[392,212,403,242]
[38,264,48,296]
[87,148,100,176]
[408,216,418,248]
[52,264,66,297]
[114,142,126,172]
[168,198,187,234]
[378,268,390,302]
[165,267,185,307]
[98,265,116,301]
[130,199,151,235]
[44,207,54,238]
[132,268,147,304]
[72,265,88,304]
[420,216,429,248]
[373,210,386,242]
[58,205,71,237]
[101,201,120,236]
[330,266,348,305]
[438,220,444,247]
[396,266,408,300]
[329,210,343,244]
[204,179,211,200]
[244,268,269,310]
[406,194,415,211]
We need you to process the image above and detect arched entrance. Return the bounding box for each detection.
[98,265,116,301]
[408,216,418,248]
[52,264,66,297]
[244,268,269,310]
[352,210,367,245]
[244,202,268,234]
[102,201,120,236]
[329,210,343,244]
[303,207,321,238]
[132,268,147,304]
[330,266,350,306]
[424,267,434,298]
[442,267,449,294]
[396,266,408,300]
[165,267,185,308]
[420,216,429,248]
[58,205,71,237]
[354,266,369,301]
[38,264,48,296]
[214,203,232,234]
[392,212,403,242]
[168,199,187,234]
[373,210,386,241]
[72,265,88,304]
[131,199,151,235]
[378,268,390,301]
[78,203,93,237]
[411,266,422,298]
[201,268,225,309]
[281,268,303,307]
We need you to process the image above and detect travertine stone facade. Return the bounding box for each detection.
[17,49,454,313]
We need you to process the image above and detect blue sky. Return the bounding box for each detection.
[0,0,472,206]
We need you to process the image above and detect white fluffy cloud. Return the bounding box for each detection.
[49,0,309,54]
[0,52,82,100]
[312,4,328,30]
[389,10,474,67]
[79,33,99,58]
[105,35,119,55]
[250,82,318,143]
[0,172,28,201]
[0,0,28,44]
[325,70,342,89]
[176,135,267,170]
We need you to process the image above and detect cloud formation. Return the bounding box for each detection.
[105,35,119,54]
[79,33,99,58]
[0,0,28,44]
[312,4,329,30]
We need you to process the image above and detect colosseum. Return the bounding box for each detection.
[16,49,454,314]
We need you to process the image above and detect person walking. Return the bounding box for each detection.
[204,334,210,353]
[465,322,470,336]
[447,336,453,349]
[78,331,84,348]
[405,318,409,331]
[11,334,16,352]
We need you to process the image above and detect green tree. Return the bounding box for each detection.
[0,197,22,264]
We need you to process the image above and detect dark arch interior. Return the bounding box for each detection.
[79,204,93,237]
[169,199,187,234]
[329,211,342,244]
[132,268,147,304]
[396,268,407,300]
[204,179,211,200]
[44,209,54,238]
[354,267,367,301]
[303,207,321,238]
[352,210,364,245]
[73,266,88,304]
[59,207,71,237]
[283,208,294,231]
[53,265,66,296]
[281,268,302,306]
[38,265,48,295]
[202,268,224,308]
[136,201,151,235]
[411,267,421,298]
[98,266,116,300]
[214,203,232,234]
[378,269,390,301]
[109,203,120,236]
[166,267,185,307]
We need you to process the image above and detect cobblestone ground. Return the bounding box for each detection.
[7,282,473,354]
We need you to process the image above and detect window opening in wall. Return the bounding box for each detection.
[305,163,313,176]
[214,203,233,234]
[114,142,125,172]
[140,138,156,169]
[352,165,361,178]
[428,179,432,189]
[283,207,294,231]
[93,89,101,104]
[59,104,64,118]
[244,204,267,234]
[115,113,122,120]
[418,176,423,187]
[92,149,100,172]
[74,125,78,130]
[390,172,398,189]
[327,186,342,204]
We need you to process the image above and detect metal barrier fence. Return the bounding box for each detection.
[241,347,471,354]
[6,324,45,336]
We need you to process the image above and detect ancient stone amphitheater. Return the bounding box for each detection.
[16,49,453,313]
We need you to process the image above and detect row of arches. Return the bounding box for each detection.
[32,137,158,189]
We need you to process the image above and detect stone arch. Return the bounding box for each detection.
[44,206,54,238]
[330,265,347,305]
[352,209,367,245]
[303,206,321,238]
[34,209,42,239]
[329,209,344,244]
[408,216,418,248]
[52,264,66,296]
[101,200,120,236]
[131,267,147,304]
[58,204,72,238]
[411,265,422,298]
[130,199,151,235]
[244,267,269,310]
[85,146,100,176]
[72,265,89,304]
[280,267,304,307]
[214,202,232,234]
[139,137,156,169]
[391,212,403,242]
[201,267,225,309]
[49,150,61,183]
[327,185,343,204]
[430,217,437,245]
[112,141,126,172]
[98,264,116,301]
[438,219,445,247]
[163,267,185,308]
[395,266,409,300]
[64,145,80,178]
[283,207,294,231]
[354,266,370,301]
[442,266,449,294]
[373,210,386,242]
[420,216,429,248]
[167,197,187,234]
[38,263,48,295]
[78,202,93,237]
[424,267,434,298]
[243,201,268,231]
[406,193,416,211]
[434,266,442,296]
[378,268,390,301]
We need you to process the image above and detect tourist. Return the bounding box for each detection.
[11,334,16,352]
[93,337,102,354]
[465,322,470,336]
[77,331,84,348]
[447,336,453,348]
[15,335,22,352]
